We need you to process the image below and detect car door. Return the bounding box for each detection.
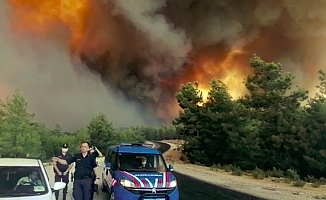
[103,149,112,187]
[107,151,117,192]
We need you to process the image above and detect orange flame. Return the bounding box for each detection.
[8,0,90,49]
[185,49,250,101]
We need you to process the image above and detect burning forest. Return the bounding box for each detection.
[3,0,326,126]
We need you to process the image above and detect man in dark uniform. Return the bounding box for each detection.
[88,145,103,199]
[52,142,99,200]
[53,143,73,200]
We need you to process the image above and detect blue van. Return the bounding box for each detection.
[101,143,179,200]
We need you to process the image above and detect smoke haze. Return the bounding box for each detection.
[0,1,150,131]
[3,0,326,129]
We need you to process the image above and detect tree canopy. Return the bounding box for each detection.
[174,55,326,179]
[0,90,180,160]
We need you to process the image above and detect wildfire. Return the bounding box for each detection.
[186,49,249,102]
[8,0,90,49]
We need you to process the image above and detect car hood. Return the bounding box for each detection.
[0,194,52,200]
[118,171,174,188]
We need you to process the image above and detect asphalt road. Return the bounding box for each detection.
[46,142,263,200]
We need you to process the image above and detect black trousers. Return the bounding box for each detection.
[72,178,93,200]
[54,173,69,198]
[90,172,96,199]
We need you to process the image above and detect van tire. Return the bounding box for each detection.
[109,192,115,200]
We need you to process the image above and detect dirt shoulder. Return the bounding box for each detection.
[161,140,326,200]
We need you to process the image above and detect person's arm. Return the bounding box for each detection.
[94,147,103,157]
[66,163,73,172]
[53,161,62,175]
[91,157,100,183]
[13,177,23,190]
[53,155,75,165]
[53,153,62,174]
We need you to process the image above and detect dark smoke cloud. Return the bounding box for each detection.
[2,0,326,129]
[78,0,326,118]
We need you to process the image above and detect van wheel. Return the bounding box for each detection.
[109,192,114,200]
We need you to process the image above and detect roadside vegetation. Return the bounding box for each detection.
[174,55,326,186]
[0,91,180,160]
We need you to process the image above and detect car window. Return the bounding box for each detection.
[0,166,48,198]
[118,153,167,172]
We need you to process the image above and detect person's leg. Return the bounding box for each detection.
[72,179,83,200]
[90,174,95,199]
[81,178,93,200]
[62,174,69,200]
[54,174,61,200]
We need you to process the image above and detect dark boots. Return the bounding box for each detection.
[55,193,67,200]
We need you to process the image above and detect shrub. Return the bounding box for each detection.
[223,164,233,172]
[312,182,321,188]
[216,163,223,169]
[293,180,306,187]
[210,164,219,171]
[252,167,265,180]
[305,175,321,188]
[285,169,300,181]
[283,178,292,184]
[319,177,326,185]
[232,167,244,176]
[266,167,284,178]
[305,175,318,183]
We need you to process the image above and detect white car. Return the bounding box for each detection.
[0,158,66,200]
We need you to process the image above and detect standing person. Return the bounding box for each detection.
[53,143,73,200]
[52,142,100,200]
[88,145,103,199]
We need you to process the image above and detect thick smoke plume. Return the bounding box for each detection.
[0,1,150,131]
[4,0,326,128]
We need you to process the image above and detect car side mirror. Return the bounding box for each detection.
[52,182,66,192]
[169,164,174,171]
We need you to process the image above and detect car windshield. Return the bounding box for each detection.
[0,166,48,197]
[118,153,168,172]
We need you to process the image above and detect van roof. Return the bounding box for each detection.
[115,143,161,154]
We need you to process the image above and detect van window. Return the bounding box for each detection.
[118,153,167,172]
[105,149,112,164]
[110,151,117,170]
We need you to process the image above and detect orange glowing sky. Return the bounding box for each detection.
[8,0,90,49]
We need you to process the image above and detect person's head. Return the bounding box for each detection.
[29,171,38,181]
[141,156,147,166]
[80,142,90,153]
[61,143,69,153]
